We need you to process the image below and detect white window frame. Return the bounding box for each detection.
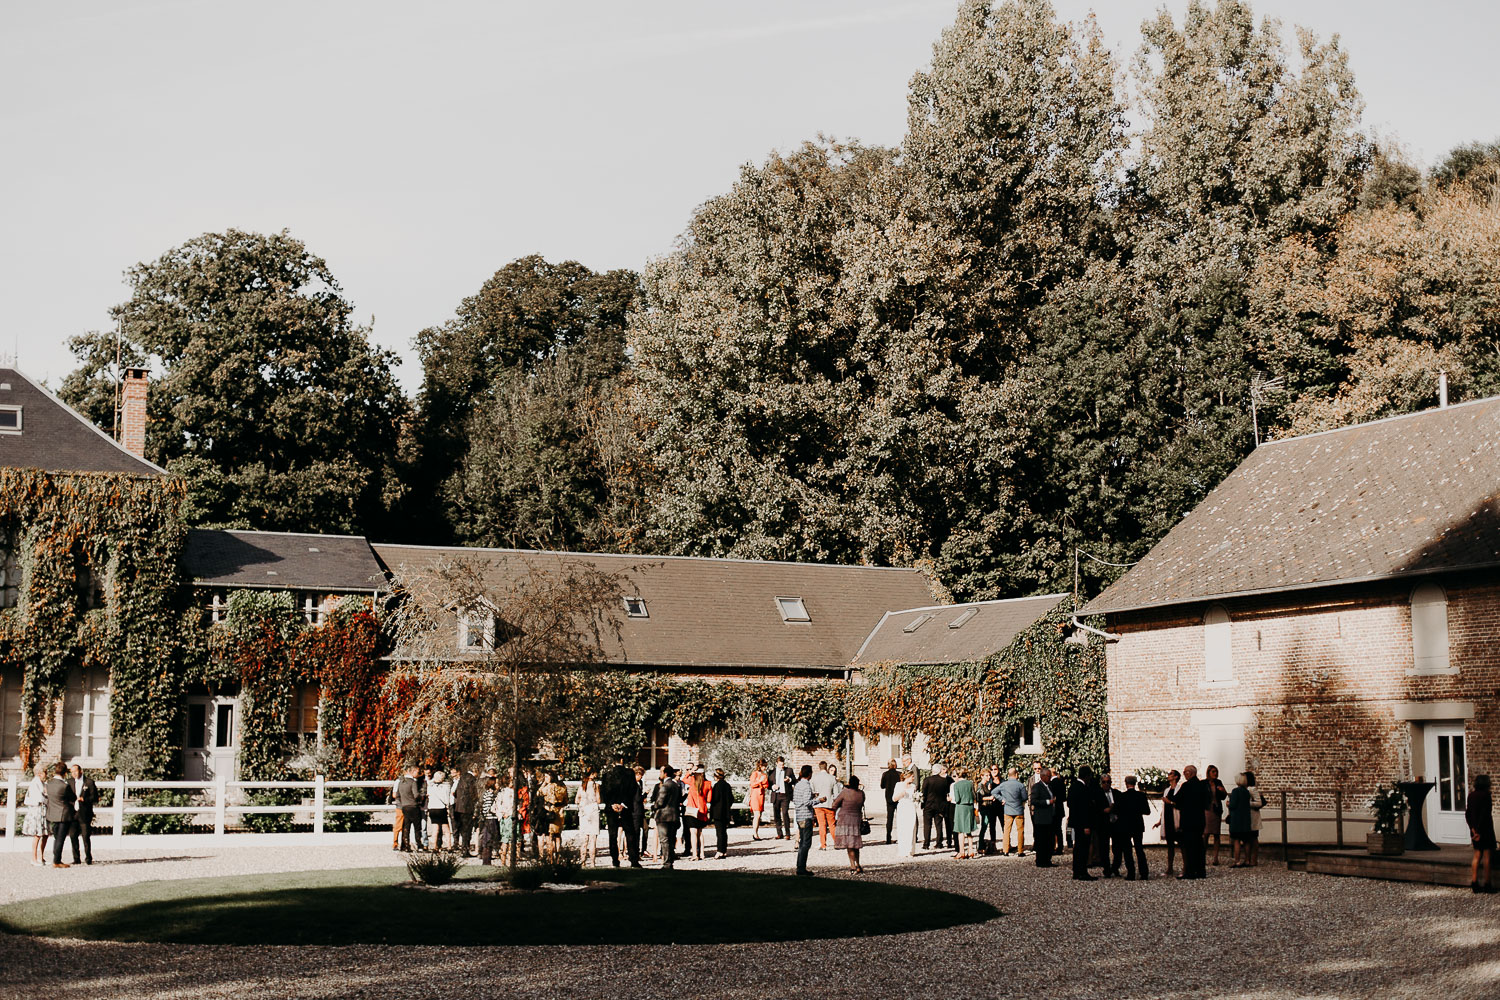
[302,594,326,625]
[0,666,22,761]
[623,596,649,619]
[775,596,810,622]
[207,589,228,624]
[1016,717,1042,754]
[1203,604,1235,686]
[948,608,978,629]
[1410,583,1454,675]
[0,530,19,609]
[0,404,21,435]
[61,665,110,764]
[458,610,494,652]
[903,613,936,633]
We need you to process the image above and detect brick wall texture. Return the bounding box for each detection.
[1106,573,1498,832]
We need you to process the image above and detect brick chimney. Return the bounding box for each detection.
[121,367,149,458]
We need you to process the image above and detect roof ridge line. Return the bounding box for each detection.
[1262,394,1500,447]
[371,541,922,572]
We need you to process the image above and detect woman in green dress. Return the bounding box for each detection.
[949,767,979,859]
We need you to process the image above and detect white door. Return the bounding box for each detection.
[183,696,240,781]
[1424,723,1469,844]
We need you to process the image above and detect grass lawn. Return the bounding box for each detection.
[0,866,999,946]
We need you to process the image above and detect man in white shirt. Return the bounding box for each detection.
[770,757,793,839]
[68,763,98,866]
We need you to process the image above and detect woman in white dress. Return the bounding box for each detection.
[577,769,601,866]
[23,764,48,867]
[892,769,920,859]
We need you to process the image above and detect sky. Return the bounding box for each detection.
[5,0,1497,394]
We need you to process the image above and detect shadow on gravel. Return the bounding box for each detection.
[0,866,1000,947]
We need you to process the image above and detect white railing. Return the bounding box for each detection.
[0,775,764,849]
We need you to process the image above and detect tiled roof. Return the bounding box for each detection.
[1083,397,1500,615]
[852,594,1066,665]
[372,543,939,671]
[184,529,386,592]
[0,367,163,476]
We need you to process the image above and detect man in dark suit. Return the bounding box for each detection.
[880,760,900,844]
[67,763,98,866]
[769,756,794,839]
[1118,774,1151,879]
[45,763,77,868]
[451,766,479,856]
[651,765,683,869]
[1029,766,1057,867]
[710,767,735,858]
[601,754,643,868]
[394,765,422,851]
[1048,769,1069,853]
[1067,765,1097,880]
[922,764,951,851]
[1175,765,1209,878]
[1100,774,1123,877]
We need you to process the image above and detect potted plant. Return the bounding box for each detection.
[1365,785,1405,855]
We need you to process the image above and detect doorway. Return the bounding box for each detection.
[1423,723,1469,844]
[183,695,240,781]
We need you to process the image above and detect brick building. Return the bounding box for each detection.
[1084,397,1500,844]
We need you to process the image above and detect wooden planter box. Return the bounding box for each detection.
[1366,832,1404,856]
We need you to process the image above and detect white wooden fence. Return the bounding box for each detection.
[0,775,763,851]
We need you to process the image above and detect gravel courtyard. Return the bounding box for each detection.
[1,835,1496,1000]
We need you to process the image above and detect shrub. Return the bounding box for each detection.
[125,790,196,834]
[406,849,464,886]
[1367,784,1406,835]
[323,786,373,832]
[512,845,585,891]
[242,788,299,832]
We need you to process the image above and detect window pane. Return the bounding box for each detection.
[186,703,207,749]
[215,704,234,747]
[1452,736,1466,811]
[1438,737,1451,810]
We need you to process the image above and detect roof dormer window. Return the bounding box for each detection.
[775,596,810,622]
[0,405,21,435]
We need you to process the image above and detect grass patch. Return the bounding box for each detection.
[0,866,998,946]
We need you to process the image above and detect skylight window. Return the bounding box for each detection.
[948,609,978,629]
[903,613,936,633]
[623,596,649,618]
[776,597,810,622]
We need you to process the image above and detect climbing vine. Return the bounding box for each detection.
[845,597,1108,774]
[0,468,186,776]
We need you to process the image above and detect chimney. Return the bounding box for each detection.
[121,367,149,458]
[1438,370,1449,409]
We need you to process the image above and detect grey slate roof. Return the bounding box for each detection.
[185,529,386,592]
[373,543,939,671]
[0,367,164,476]
[852,594,1066,665]
[1083,396,1500,615]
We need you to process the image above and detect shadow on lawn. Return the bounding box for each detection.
[0,868,999,947]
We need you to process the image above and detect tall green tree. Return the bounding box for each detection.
[409,255,638,541]
[61,229,407,535]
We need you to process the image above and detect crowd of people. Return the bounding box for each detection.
[16,750,1493,893]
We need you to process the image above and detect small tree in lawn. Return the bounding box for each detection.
[385,554,624,877]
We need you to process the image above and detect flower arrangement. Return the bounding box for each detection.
[1367,784,1406,835]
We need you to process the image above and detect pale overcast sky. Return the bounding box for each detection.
[4,1,1496,394]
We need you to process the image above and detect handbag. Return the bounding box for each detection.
[860,819,871,836]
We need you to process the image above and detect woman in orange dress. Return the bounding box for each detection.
[684,766,712,860]
[748,760,770,840]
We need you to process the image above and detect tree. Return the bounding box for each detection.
[1430,139,1500,208]
[60,229,408,535]
[385,555,625,876]
[409,256,638,540]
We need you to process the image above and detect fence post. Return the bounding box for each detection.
[1334,789,1344,848]
[112,775,126,843]
[314,774,325,838]
[3,774,16,846]
[1280,790,1288,865]
[214,773,227,839]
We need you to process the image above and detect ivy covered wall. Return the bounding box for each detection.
[0,468,187,777]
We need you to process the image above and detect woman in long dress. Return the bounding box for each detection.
[892,769,920,858]
[23,764,47,867]
[748,760,769,840]
[577,769,601,866]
